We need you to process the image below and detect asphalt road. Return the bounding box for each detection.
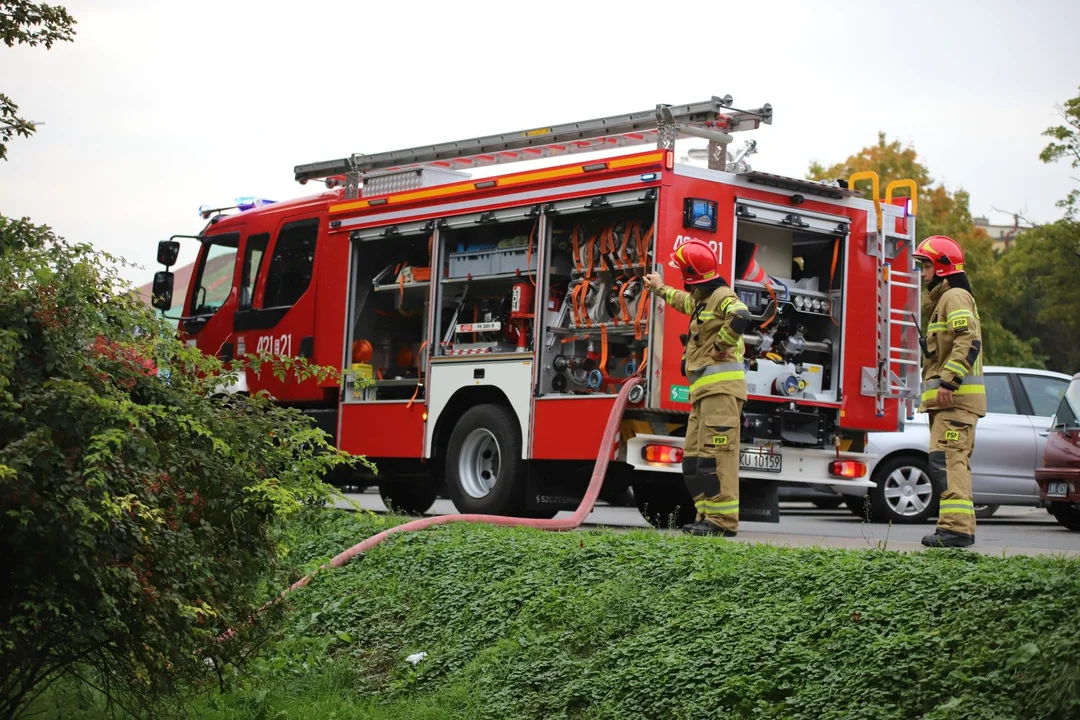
[336,491,1080,558]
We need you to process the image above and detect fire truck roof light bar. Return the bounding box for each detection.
[293,95,772,185]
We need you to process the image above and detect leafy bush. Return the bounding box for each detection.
[231,511,1080,720]
[0,221,366,719]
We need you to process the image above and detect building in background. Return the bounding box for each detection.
[974,214,1029,253]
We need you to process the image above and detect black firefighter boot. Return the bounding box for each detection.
[921,528,975,548]
[681,521,737,538]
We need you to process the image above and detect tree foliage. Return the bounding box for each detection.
[0,1,76,161]
[808,133,1044,368]
[1039,84,1080,218]
[0,219,368,720]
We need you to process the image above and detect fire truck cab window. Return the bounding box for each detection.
[240,233,269,310]
[262,220,318,309]
[191,233,239,315]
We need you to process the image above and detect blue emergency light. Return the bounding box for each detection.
[236,197,277,212]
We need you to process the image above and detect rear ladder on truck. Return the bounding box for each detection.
[850,172,921,424]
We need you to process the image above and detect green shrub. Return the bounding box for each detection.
[0,224,365,719]
[238,511,1080,720]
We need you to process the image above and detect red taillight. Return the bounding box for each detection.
[829,460,867,478]
[664,150,674,170]
[643,444,683,464]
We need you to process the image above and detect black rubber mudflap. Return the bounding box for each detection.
[739,480,779,523]
[525,464,583,512]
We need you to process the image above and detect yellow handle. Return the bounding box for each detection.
[885,179,919,216]
[848,171,882,232]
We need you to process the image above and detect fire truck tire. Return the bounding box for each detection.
[446,404,526,516]
[378,482,437,516]
[632,478,696,529]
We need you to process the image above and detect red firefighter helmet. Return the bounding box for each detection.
[669,239,719,285]
[913,235,965,277]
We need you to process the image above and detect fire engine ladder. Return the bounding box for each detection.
[851,172,922,421]
[293,95,773,199]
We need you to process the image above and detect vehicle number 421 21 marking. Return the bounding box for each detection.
[256,333,293,357]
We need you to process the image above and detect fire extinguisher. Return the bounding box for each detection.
[510,282,534,318]
[510,282,535,350]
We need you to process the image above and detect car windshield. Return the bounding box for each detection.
[1052,378,1080,430]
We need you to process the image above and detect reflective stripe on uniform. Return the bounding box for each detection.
[717,327,740,345]
[944,360,969,378]
[921,376,985,402]
[686,367,747,395]
[698,310,717,320]
[927,322,948,332]
[939,498,975,515]
[703,499,739,515]
[688,362,745,383]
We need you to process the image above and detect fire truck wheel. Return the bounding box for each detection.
[446,404,525,515]
[631,479,696,529]
[378,482,437,516]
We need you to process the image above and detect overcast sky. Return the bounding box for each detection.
[3,0,1078,286]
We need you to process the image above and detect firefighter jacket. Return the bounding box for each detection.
[919,279,987,417]
[654,282,749,402]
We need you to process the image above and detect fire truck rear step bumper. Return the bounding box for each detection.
[624,433,876,494]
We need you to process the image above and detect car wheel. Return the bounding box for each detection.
[864,454,937,524]
[446,404,526,515]
[1049,501,1080,531]
[974,504,1000,519]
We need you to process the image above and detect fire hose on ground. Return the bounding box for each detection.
[219,376,643,641]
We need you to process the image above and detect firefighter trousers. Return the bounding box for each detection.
[682,393,744,532]
[928,408,979,536]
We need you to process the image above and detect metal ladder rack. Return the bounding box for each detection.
[852,172,922,421]
[294,95,773,199]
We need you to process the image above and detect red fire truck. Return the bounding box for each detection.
[152,95,922,525]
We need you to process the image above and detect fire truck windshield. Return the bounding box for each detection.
[190,233,239,315]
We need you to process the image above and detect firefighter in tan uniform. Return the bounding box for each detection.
[913,235,986,549]
[645,239,750,537]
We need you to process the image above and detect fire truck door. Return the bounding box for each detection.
[234,214,320,399]
[181,229,243,364]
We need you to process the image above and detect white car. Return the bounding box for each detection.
[843,366,1072,524]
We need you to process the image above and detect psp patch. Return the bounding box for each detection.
[945,430,960,441]
[952,318,969,328]
[711,435,728,446]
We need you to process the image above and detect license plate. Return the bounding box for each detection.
[740,448,782,473]
[1047,482,1071,498]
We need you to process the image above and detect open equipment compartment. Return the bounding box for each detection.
[343,220,434,402]
[432,206,545,359]
[537,190,658,397]
[733,198,850,447]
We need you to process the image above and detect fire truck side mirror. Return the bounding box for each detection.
[151,271,174,311]
[157,239,180,268]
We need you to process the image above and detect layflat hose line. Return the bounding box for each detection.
[215,375,642,638]
[290,375,642,591]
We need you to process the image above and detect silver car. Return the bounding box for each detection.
[843,366,1073,524]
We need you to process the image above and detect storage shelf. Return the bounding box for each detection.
[442,270,537,284]
[373,281,430,293]
[548,323,647,336]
